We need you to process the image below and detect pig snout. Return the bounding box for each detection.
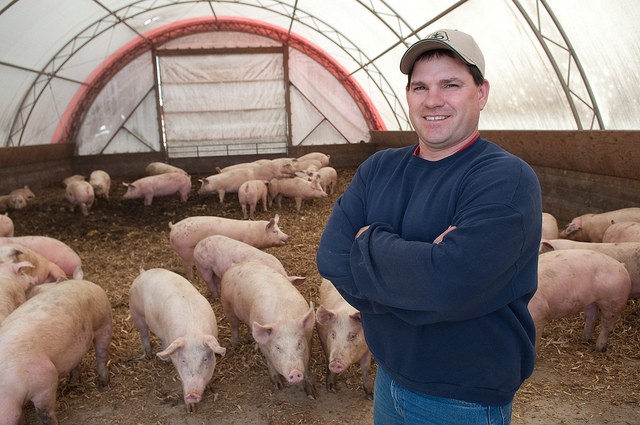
[288,369,304,383]
[185,392,202,404]
[328,361,345,374]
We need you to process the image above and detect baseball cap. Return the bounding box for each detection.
[400,29,485,77]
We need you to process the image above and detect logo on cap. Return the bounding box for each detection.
[427,31,449,42]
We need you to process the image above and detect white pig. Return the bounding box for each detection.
[0,193,27,212]
[0,243,67,283]
[560,207,640,242]
[61,174,85,187]
[193,235,305,298]
[220,261,317,399]
[310,166,338,195]
[123,172,191,205]
[200,159,296,204]
[530,249,631,352]
[238,179,269,219]
[296,152,330,167]
[10,185,35,201]
[0,260,37,324]
[315,278,373,399]
[129,268,226,413]
[602,221,640,243]
[541,212,559,240]
[540,239,640,298]
[268,177,327,211]
[169,214,290,280]
[89,170,111,202]
[0,213,14,237]
[145,161,188,176]
[65,179,95,216]
[0,235,83,278]
[0,279,112,424]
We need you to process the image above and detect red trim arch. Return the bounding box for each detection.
[55,16,386,145]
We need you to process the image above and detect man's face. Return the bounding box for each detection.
[406,54,489,160]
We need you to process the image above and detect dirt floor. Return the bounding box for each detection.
[6,166,640,424]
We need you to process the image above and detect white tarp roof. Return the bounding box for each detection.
[1,0,639,153]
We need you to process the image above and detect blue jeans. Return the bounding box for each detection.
[373,367,512,425]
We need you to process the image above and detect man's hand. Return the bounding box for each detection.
[355,225,370,239]
[433,226,456,244]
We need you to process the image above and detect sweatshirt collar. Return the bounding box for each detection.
[413,132,480,157]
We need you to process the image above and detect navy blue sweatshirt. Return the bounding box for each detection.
[316,136,542,406]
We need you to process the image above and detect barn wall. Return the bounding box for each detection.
[2,131,639,228]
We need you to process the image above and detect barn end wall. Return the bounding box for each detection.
[371,130,640,226]
[2,131,638,227]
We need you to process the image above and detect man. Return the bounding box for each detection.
[316,29,542,424]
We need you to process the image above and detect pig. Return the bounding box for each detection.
[123,172,191,206]
[238,179,269,219]
[216,162,261,174]
[311,166,338,195]
[560,207,640,242]
[0,243,67,283]
[530,249,631,352]
[541,212,559,240]
[0,193,27,212]
[539,239,640,299]
[220,261,317,399]
[602,221,640,243]
[0,213,14,237]
[89,170,111,202]
[65,179,95,216]
[62,174,85,187]
[129,268,226,413]
[315,278,373,399]
[268,177,327,211]
[10,185,35,201]
[0,260,37,324]
[193,234,305,298]
[0,279,112,424]
[200,159,296,204]
[145,161,188,176]
[169,214,290,280]
[0,235,83,278]
[296,152,330,167]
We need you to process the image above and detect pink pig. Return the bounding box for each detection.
[0,193,27,212]
[10,185,35,201]
[0,235,83,278]
[560,207,640,242]
[541,212,559,240]
[129,268,226,413]
[316,278,373,399]
[89,170,111,202]
[0,260,37,324]
[123,172,191,205]
[311,166,338,195]
[221,261,317,399]
[169,214,289,280]
[193,235,305,298]
[268,177,327,211]
[540,239,640,299]
[0,213,14,237]
[530,249,631,352]
[0,244,66,283]
[602,221,640,243]
[65,179,95,216]
[0,279,112,424]
[238,179,269,220]
[145,161,188,176]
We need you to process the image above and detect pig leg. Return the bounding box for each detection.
[260,192,268,213]
[94,322,112,387]
[241,204,248,220]
[80,203,89,216]
[68,367,81,385]
[260,348,286,390]
[130,310,152,358]
[595,303,627,352]
[143,193,153,206]
[178,187,189,202]
[195,264,217,297]
[218,190,226,204]
[31,363,60,425]
[295,197,303,212]
[223,308,241,346]
[582,304,598,344]
[302,347,318,400]
[249,204,256,220]
[360,351,374,399]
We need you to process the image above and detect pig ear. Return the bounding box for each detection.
[72,266,83,280]
[562,219,582,236]
[539,241,555,254]
[315,305,337,325]
[252,322,275,345]
[288,276,306,286]
[300,303,316,333]
[349,311,362,323]
[157,337,185,360]
[203,335,226,357]
[121,182,129,187]
[13,260,34,274]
